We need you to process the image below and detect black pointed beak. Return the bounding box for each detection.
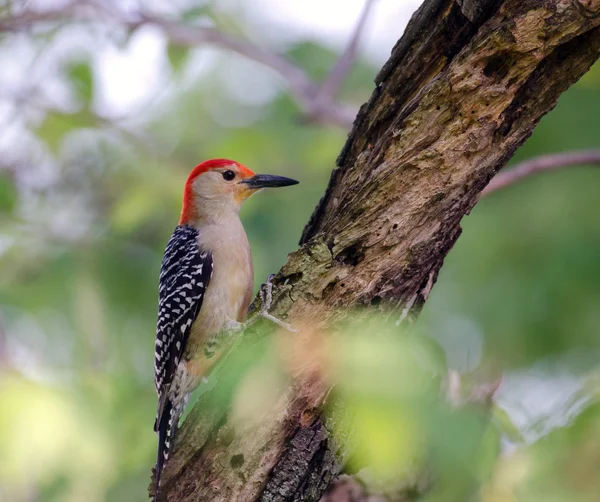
[241,174,299,189]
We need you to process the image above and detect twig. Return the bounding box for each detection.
[0,0,81,30]
[0,0,355,128]
[317,0,377,102]
[138,13,353,127]
[143,16,314,97]
[481,150,600,197]
[395,293,417,327]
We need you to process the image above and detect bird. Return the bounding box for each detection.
[152,158,298,495]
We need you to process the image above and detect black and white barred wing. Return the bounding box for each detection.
[154,225,213,396]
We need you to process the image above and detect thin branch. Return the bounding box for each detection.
[137,13,353,127]
[481,150,600,197]
[317,0,377,102]
[143,16,314,96]
[0,1,355,128]
[144,14,357,126]
[0,1,85,31]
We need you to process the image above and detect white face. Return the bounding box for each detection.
[181,160,297,226]
[191,165,257,220]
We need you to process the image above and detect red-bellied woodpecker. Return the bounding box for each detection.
[153,158,298,494]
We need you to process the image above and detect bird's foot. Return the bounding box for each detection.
[256,274,298,332]
[224,275,298,335]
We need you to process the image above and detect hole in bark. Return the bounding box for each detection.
[392,224,398,230]
[336,244,365,266]
[483,52,515,79]
[371,296,382,306]
[284,272,303,285]
[497,121,512,137]
[340,283,345,288]
[230,454,245,468]
[323,280,338,297]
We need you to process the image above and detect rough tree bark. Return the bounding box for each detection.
[152,1,600,500]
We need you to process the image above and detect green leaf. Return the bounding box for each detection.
[67,61,94,106]
[0,174,17,214]
[35,111,96,153]
[111,185,159,232]
[167,44,189,72]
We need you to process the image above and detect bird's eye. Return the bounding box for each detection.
[222,170,236,181]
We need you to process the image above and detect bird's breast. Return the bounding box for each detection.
[187,220,254,348]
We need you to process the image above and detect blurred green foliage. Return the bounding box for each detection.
[0,3,599,502]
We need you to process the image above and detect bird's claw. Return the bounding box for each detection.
[227,275,298,334]
[256,274,298,332]
[259,273,275,312]
[223,274,299,334]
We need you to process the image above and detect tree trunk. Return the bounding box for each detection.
[152,1,600,500]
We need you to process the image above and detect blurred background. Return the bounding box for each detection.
[0,0,599,501]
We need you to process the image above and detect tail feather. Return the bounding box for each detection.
[155,399,177,497]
